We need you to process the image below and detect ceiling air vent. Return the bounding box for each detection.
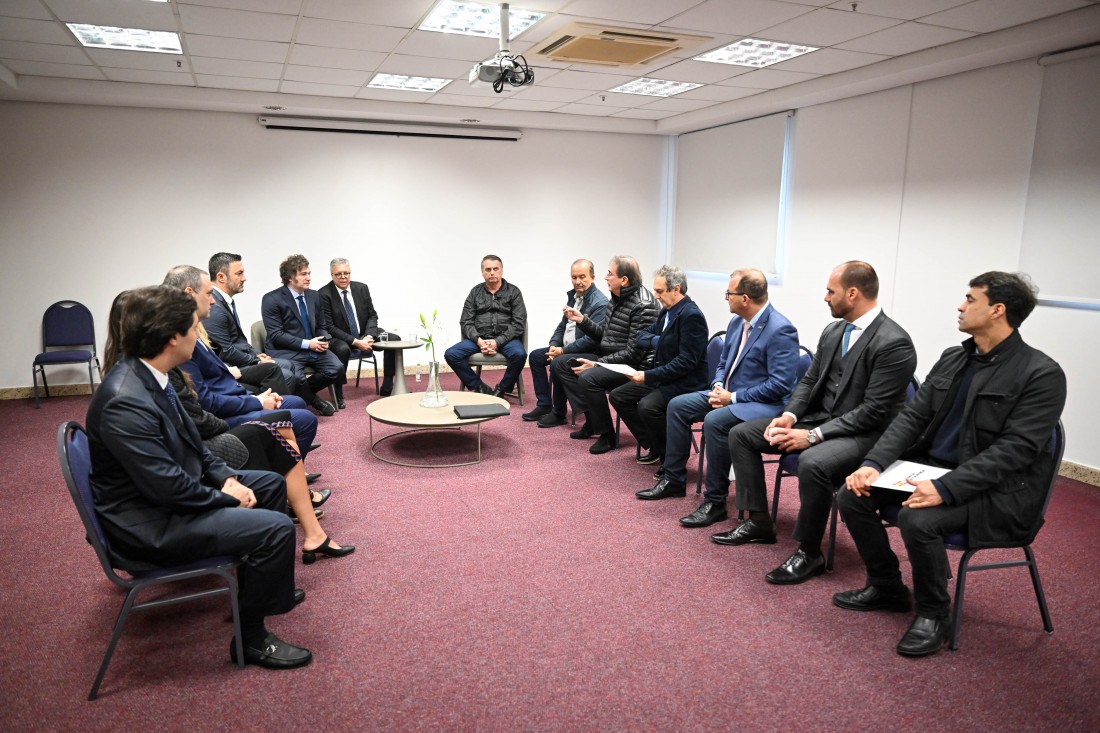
[528,23,712,68]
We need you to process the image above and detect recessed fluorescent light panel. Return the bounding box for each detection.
[368,73,452,92]
[609,78,703,97]
[66,23,182,54]
[419,1,545,39]
[694,38,818,68]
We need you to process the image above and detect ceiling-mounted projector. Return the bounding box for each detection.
[469,3,534,93]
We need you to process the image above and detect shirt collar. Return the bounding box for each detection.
[849,304,882,332]
[140,359,169,389]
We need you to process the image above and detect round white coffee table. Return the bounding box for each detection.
[366,391,510,467]
[370,340,423,395]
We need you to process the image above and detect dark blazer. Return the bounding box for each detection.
[86,356,238,565]
[204,289,261,367]
[179,339,261,418]
[866,330,1066,547]
[788,310,917,440]
[261,286,331,356]
[549,286,609,354]
[714,304,801,422]
[634,295,710,399]
[318,280,380,345]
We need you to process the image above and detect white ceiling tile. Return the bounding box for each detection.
[353,85,438,102]
[43,0,176,29]
[280,79,360,96]
[491,98,564,112]
[288,44,386,71]
[101,67,195,84]
[611,107,681,119]
[2,59,105,79]
[178,5,298,42]
[507,85,591,102]
[424,94,495,108]
[575,91,653,108]
[769,47,889,74]
[757,7,902,46]
[0,1,55,21]
[561,0,703,26]
[537,69,637,90]
[719,67,819,89]
[190,56,283,79]
[303,0,435,28]
[664,0,816,37]
[673,84,765,102]
[920,0,1090,33]
[835,21,974,55]
[0,39,90,64]
[183,1,303,14]
[195,73,280,92]
[376,53,472,79]
[86,48,190,71]
[553,101,628,116]
[826,0,972,22]
[519,0,573,12]
[297,17,409,52]
[0,17,75,45]
[284,64,368,86]
[436,80,521,98]
[637,96,715,112]
[652,58,756,84]
[393,28,499,61]
[186,35,290,63]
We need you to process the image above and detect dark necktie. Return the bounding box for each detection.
[164,383,184,423]
[841,322,856,357]
[231,298,243,335]
[296,295,313,339]
[342,289,357,337]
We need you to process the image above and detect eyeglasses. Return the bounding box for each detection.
[332,272,351,278]
[724,291,746,299]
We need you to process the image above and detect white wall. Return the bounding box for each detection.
[0,101,668,379]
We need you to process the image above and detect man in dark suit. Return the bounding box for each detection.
[86,285,311,669]
[205,251,303,396]
[318,257,397,407]
[606,265,709,459]
[726,261,917,585]
[639,269,801,531]
[260,254,342,416]
[837,272,1066,657]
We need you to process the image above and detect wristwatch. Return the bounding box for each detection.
[806,429,820,446]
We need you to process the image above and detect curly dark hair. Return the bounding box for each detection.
[279,254,310,285]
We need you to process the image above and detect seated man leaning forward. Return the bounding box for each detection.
[639,269,800,533]
[724,261,917,585]
[522,259,609,425]
[553,255,659,454]
[609,265,709,465]
[836,271,1066,658]
[86,285,311,669]
[444,254,527,398]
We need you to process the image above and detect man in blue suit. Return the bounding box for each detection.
[638,269,800,531]
[607,265,710,458]
[166,266,319,457]
[260,254,342,416]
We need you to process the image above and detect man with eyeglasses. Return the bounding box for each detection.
[638,269,800,533]
[318,258,398,406]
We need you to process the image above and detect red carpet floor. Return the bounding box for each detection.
[2,370,1099,732]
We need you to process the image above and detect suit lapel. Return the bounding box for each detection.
[836,312,886,394]
[142,370,204,454]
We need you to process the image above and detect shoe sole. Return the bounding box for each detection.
[637,457,662,465]
[765,565,825,585]
[680,514,729,528]
[896,638,948,657]
[710,535,777,546]
[636,492,686,501]
[832,597,913,613]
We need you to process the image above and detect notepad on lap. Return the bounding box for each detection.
[872,460,951,492]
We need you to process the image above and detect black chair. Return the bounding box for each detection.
[250,320,340,410]
[58,421,244,700]
[32,300,101,408]
[352,347,381,393]
[872,421,1064,651]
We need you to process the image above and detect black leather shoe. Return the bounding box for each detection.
[589,432,617,454]
[710,519,776,545]
[833,584,912,613]
[636,448,662,465]
[523,406,552,422]
[289,507,324,524]
[380,380,393,397]
[636,478,687,500]
[231,633,312,669]
[302,536,356,564]
[293,588,305,606]
[310,489,331,508]
[897,616,951,657]
[306,472,321,484]
[680,501,728,527]
[477,383,494,395]
[538,412,567,428]
[309,443,321,451]
[653,466,665,481]
[765,549,825,585]
[492,385,508,398]
[312,399,336,416]
[336,399,346,410]
[569,423,594,439]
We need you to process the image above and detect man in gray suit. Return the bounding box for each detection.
[725,261,917,585]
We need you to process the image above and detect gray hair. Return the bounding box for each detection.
[330,257,350,270]
[654,265,687,295]
[162,264,207,292]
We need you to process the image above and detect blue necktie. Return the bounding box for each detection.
[841,323,856,357]
[297,295,313,339]
[164,383,184,422]
[342,289,357,337]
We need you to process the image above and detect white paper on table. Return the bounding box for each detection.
[871,460,951,492]
[594,362,638,377]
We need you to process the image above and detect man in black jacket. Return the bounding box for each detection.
[444,255,527,397]
[554,255,659,453]
[836,271,1066,657]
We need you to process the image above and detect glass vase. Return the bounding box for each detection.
[420,360,448,407]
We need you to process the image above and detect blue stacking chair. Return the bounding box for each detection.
[690,330,725,493]
[32,300,101,408]
[58,421,244,700]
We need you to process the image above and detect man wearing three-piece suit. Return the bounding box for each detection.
[260,254,343,416]
[639,269,802,531]
[86,285,312,669]
[725,261,917,586]
[318,257,397,408]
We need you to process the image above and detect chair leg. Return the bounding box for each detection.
[90,588,141,700]
[770,470,784,525]
[225,572,246,669]
[949,549,977,651]
[355,358,362,388]
[87,360,96,395]
[32,366,41,409]
[695,432,705,495]
[1024,546,1054,634]
[373,357,380,394]
[826,493,839,572]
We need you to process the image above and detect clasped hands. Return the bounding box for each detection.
[308,337,330,353]
[477,337,498,355]
[844,466,942,509]
[762,414,813,453]
[256,388,284,410]
[221,476,257,508]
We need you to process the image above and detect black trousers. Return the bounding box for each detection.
[329,336,397,391]
[837,484,968,619]
[238,360,290,395]
[608,382,671,456]
[554,356,629,435]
